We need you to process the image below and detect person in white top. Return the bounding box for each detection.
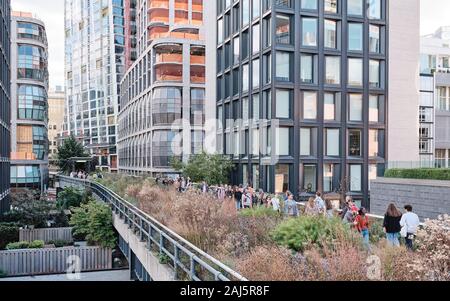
[270,195,280,212]
[314,192,326,215]
[400,205,421,251]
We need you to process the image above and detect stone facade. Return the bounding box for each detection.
[370,177,450,220]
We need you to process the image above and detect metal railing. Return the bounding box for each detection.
[58,175,247,282]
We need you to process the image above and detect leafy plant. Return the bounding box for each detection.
[29,240,45,249]
[369,218,386,244]
[171,152,233,185]
[6,240,45,250]
[159,253,171,265]
[385,168,450,181]
[70,201,117,248]
[271,216,358,253]
[57,135,90,173]
[0,223,19,250]
[57,187,92,210]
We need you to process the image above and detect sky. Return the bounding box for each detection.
[9,0,450,89]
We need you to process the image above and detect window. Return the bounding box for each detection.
[233,36,240,65]
[242,97,249,123]
[323,164,335,192]
[324,0,338,14]
[303,165,317,193]
[348,23,363,51]
[369,95,379,122]
[348,58,363,86]
[370,60,381,88]
[302,18,317,47]
[301,0,317,10]
[369,129,380,157]
[349,94,363,122]
[276,90,291,118]
[152,87,182,126]
[303,92,317,120]
[253,94,260,120]
[252,23,260,53]
[300,128,317,156]
[348,0,363,16]
[325,56,340,85]
[243,0,250,26]
[368,0,381,20]
[349,129,362,156]
[350,165,362,192]
[252,129,260,156]
[435,149,446,168]
[276,52,291,82]
[276,14,291,44]
[324,93,336,121]
[369,164,378,190]
[252,59,260,88]
[369,25,381,53]
[325,128,340,156]
[275,165,290,194]
[276,128,290,156]
[301,54,316,84]
[17,85,47,121]
[252,0,260,19]
[324,20,337,49]
[242,64,249,91]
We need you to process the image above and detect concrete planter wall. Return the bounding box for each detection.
[370,177,450,220]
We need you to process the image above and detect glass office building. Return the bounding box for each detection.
[215,0,389,206]
[0,0,11,213]
[10,12,49,193]
[118,0,206,176]
[64,0,128,172]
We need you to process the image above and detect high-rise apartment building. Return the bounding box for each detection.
[0,0,11,214]
[214,0,419,207]
[64,0,128,172]
[48,86,65,159]
[10,12,49,193]
[420,27,450,168]
[118,0,206,176]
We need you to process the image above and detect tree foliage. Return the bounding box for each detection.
[57,135,89,173]
[7,190,53,228]
[57,187,92,210]
[171,152,233,185]
[70,201,116,248]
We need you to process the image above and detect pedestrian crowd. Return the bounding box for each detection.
[158,177,422,251]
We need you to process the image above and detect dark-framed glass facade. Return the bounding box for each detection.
[0,0,11,214]
[216,0,388,208]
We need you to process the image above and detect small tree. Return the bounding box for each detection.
[57,135,89,173]
[7,190,53,228]
[57,187,93,210]
[171,152,233,185]
[70,201,116,248]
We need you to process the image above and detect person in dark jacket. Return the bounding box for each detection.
[383,203,403,247]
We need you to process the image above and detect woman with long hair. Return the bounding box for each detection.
[383,203,403,247]
[304,197,318,216]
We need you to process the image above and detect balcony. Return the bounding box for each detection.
[155,64,183,83]
[190,65,205,84]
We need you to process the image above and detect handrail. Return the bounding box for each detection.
[57,175,247,281]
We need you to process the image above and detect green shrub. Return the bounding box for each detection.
[57,187,90,210]
[29,240,45,249]
[70,201,117,248]
[6,241,30,250]
[159,253,171,265]
[0,223,20,250]
[6,240,45,250]
[239,206,282,218]
[271,216,357,253]
[385,168,450,181]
